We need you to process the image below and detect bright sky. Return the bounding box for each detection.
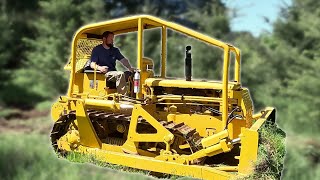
[224,0,292,36]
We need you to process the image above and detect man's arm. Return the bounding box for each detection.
[90,47,108,73]
[90,62,108,73]
[119,58,134,71]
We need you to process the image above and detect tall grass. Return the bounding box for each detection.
[243,123,320,180]
[65,152,188,179]
[0,133,152,180]
[243,124,286,180]
[282,135,320,180]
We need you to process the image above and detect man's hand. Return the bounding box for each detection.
[98,66,108,73]
[90,62,108,73]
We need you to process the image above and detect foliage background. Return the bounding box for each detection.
[0,0,319,179]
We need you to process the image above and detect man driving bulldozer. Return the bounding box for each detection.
[89,31,135,95]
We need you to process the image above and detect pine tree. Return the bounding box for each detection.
[0,0,39,107]
[12,0,107,106]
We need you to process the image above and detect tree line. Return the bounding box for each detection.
[0,0,319,136]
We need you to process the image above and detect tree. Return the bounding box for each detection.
[0,0,39,107]
[271,0,320,134]
[235,0,320,134]
[10,0,107,107]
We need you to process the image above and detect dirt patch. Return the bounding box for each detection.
[0,120,33,133]
[0,109,50,120]
[0,119,52,135]
[0,109,51,134]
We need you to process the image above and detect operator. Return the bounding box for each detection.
[90,31,135,95]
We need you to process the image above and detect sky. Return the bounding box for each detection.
[224,0,292,36]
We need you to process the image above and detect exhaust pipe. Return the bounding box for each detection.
[185,46,192,81]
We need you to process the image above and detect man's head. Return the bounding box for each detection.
[102,31,114,48]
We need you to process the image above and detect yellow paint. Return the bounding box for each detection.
[137,18,143,99]
[125,104,173,142]
[75,100,101,148]
[145,78,240,90]
[161,26,167,78]
[238,128,258,175]
[222,46,230,130]
[250,107,275,131]
[201,130,229,148]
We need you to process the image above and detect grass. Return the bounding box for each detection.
[242,123,320,180]
[281,135,320,180]
[0,133,154,180]
[242,124,286,180]
[64,152,191,180]
[0,108,20,119]
[35,100,53,111]
[65,152,151,176]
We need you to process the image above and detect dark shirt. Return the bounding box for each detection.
[90,44,124,71]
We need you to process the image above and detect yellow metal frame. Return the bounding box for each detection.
[75,100,101,148]
[161,26,167,78]
[75,145,233,179]
[67,15,241,126]
[122,104,174,153]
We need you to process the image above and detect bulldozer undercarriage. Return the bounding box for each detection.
[50,109,245,179]
[51,110,205,163]
[50,104,275,180]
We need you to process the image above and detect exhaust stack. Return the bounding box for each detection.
[185,46,192,81]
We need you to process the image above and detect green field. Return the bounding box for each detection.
[0,132,155,180]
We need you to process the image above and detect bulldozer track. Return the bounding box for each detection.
[159,120,203,152]
[51,110,202,154]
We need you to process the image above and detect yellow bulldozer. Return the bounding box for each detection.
[51,15,276,179]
